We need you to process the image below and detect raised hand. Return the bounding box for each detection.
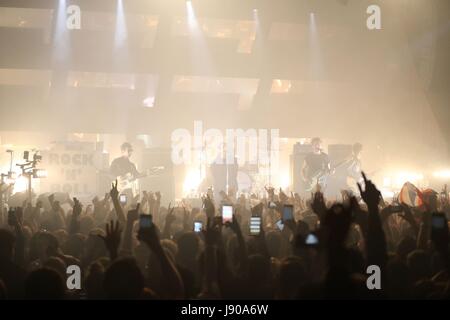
[182,206,191,230]
[165,203,176,225]
[110,179,119,201]
[203,194,215,218]
[98,220,122,260]
[357,172,381,209]
[147,191,155,205]
[127,203,140,224]
[265,186,275,199]
[142,191,148,203]
[311,191,327,218]
[279,188,289,203]
[73,197,82,217]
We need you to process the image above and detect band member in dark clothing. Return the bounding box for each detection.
[301,137,331,192]
[325,142,364,199]
[110,142,141,198]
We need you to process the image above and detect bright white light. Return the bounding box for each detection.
[183,168,203,197]
[310,13,316,28]
[391,171,424,188]
[52,0,69,63]
[280,171,290,189]
[309,13,317,34]
[13,175,28,194]
[433,170,450,179]
[34,169,48,178]
[186,1,197,29]
[308,11,323,80]
[142,96,155,108]
[380,189,395,199]
[115,0,127,48]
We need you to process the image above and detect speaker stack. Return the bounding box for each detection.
[290,143,313,194]
[328,144,353,168]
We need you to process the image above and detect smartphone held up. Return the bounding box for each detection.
[222,205,233,224]
[139,214,153,229]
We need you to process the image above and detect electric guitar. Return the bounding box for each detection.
[304,170,329,192]
[115,166,164,196]
[303,158,351,192]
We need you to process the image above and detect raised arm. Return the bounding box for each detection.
[68,197,82,235]
[198,216,221,299]
[228,213,248,276]
[110,180,126,224]
[153,191,162,225]
[311,190,327,223]
[138,225,184,299]
[121,204,140,256]
[161,204,176,239]
[11,207,26,267]
[357,172,387,269]
[98,220,122,261]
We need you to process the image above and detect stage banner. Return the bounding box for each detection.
[40,141,107,198]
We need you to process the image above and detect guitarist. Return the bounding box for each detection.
[301,137,332,193]
[110,142,142,198]
[326,142,364,199]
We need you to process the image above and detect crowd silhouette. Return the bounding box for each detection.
[0,172,449,300]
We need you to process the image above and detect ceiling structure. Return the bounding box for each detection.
[0,0,448,161]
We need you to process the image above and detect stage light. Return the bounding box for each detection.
[115,0,128,48]
[33,169,48,179]
[389,171,424,188]
[186,0,198,30]
[13,175,28,194]
[142,96,155,108]
[280,171,290,189]
[308,12,323,80]
[382,171,425,190]
[183,0,213,73]
[380,189,395,199]
[52,0,70,64]
[183,168,203,197]
[433,170,450,179]
[309,13,317,33]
